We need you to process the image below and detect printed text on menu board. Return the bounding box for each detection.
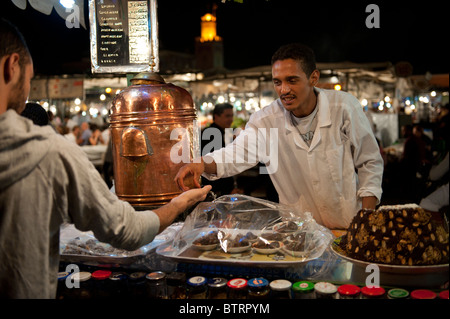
[96,0,149,67]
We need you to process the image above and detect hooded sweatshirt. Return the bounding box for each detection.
[0,109,160,298]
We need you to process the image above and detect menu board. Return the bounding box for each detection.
[89,0,159,73]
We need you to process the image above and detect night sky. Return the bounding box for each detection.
[1,0,448,76]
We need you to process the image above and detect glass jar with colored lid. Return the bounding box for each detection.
[146,271,168,299]
[57,271,70,299]
[387,288,409,299]
[128,272,147,297]
[292,281,315,299]
[207,277,228,299]
[69,271,92,299]
[361,286,386,299]
[314,282,337,299]
[109,272,129,297]
[411,289,437,299]
[227,278,248,299]
[439,290,449,299]
[187,276,208,299]
[92,269,112,298]
[167,272,187,299]
[337,284,361,299]
[270,279,292,299]
[247,277,270,299]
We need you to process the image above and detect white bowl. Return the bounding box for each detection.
[192,243,217,251]
[222,244,251,254]
[252,241,283,255]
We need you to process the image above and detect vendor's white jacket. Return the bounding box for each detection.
[204,88,384,229]
[0,110,160,298]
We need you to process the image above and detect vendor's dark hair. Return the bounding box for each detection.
[213,103,233,117]
[271,43,316,78]
[0,18,31,67]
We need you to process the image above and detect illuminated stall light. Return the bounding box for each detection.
[100,94,106,101]
[361,99,368,107]
[74,98,81,105]
[105,87,112,94]
[89,108,99,117]
[334,84,342,91]
[431,91,437,97]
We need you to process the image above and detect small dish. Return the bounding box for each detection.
[221,243,251,254]
[192,243,217,251]
[282,242,308,257]
[252,240,283,255]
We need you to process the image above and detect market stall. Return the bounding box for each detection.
[54,0,448,301]
[57,195,449,300]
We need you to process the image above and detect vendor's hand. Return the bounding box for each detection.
[174,162,204,191]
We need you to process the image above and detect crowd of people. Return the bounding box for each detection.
[381,104,449,217]
[20,102,110,147]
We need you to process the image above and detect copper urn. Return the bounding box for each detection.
[110,72,199,207]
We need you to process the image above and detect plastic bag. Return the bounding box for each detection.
[60,222,183,258]
[166,195,334,265]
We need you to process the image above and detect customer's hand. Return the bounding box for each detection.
[171,185,212,211]
[153,185,212,233]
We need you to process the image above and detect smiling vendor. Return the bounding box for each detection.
[175,43,384,229]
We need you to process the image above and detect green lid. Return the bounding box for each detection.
[388,288,409,299]
[292,281,314,293]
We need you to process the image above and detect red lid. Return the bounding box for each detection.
[410,289,437,299]
[338,284,361,296]
[227,278,247,289]
[361,286,386,297]
[92,270,112,280]
[439,290,449,299]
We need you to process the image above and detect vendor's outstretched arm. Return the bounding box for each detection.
[174,156,217,191]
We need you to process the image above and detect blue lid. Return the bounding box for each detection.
[188,276,207,286]
[57,272,69,281]
[248,277,269,288]
[109,272,128,281]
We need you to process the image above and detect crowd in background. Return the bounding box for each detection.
[21,100,449,216]
[381,104,449,217]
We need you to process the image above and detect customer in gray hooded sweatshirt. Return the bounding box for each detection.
[0,18,211,299]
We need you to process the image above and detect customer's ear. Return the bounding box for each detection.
[3,53,20,84]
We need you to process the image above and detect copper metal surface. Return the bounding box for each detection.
[110,73,198,207]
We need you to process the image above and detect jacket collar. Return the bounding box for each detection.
[282,87,332,151]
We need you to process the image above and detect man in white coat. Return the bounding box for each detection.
[175,43,383,230]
